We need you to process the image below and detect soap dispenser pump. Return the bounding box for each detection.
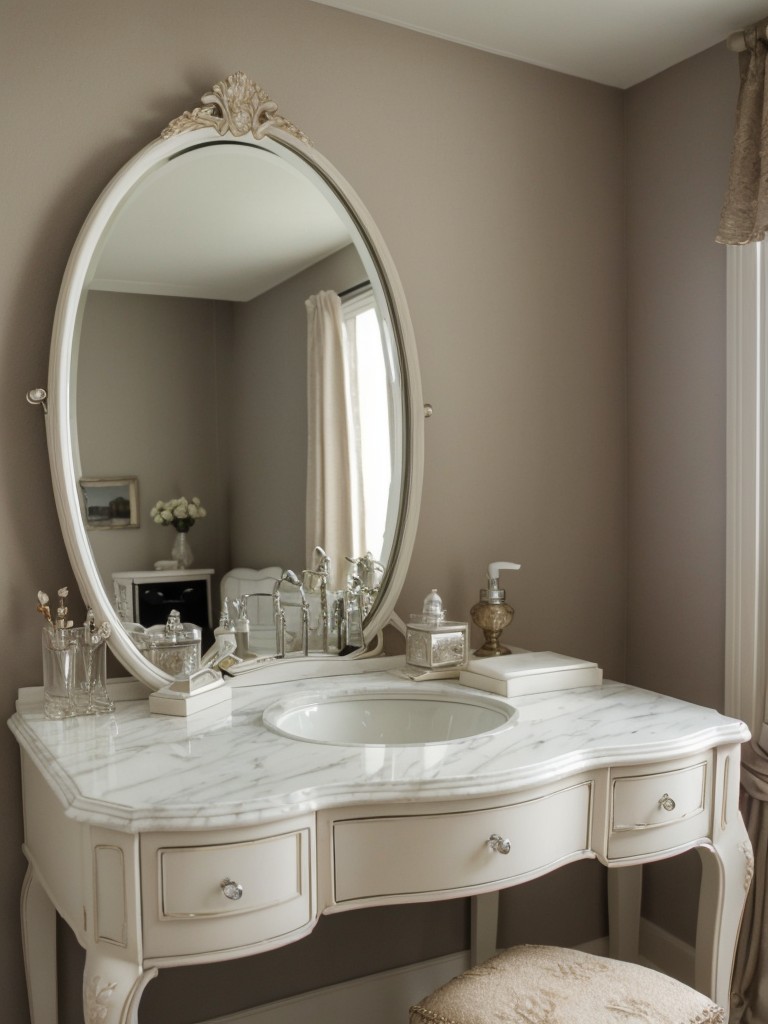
[470,561,521,657]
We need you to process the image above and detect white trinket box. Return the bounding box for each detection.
[406,620,469,671]
[459,651,602,697]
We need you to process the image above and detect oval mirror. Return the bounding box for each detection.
[47,74,423,691]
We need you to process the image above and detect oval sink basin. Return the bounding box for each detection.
[263,686,516,746]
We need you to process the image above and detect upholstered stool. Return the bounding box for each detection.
[410,945,724,1024]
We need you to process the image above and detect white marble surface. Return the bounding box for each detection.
[8,658,749,833]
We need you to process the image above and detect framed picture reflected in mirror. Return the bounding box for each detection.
[79,476,139,529]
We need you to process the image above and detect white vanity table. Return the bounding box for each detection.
[21,73,753,1024]
[9,659,752,1023]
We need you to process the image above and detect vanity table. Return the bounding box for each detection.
[20,74,752,1024]
[9,660,752,1023]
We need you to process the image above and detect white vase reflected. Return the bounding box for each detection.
[172,530,194,569]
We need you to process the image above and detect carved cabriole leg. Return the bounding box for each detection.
[83,951,157,1024]
[83,826,154,1023]
[21,863,57,1024]
[696,814,752,1018]
[695,746,754,1019]
[607,863,643,963]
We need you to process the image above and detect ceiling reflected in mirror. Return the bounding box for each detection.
[90,145,352,302]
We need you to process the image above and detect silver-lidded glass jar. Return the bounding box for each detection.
[127,609,201,680]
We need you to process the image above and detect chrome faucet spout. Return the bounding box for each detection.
[311,546,331,579]
[344,577,366,651]
[272,571,310,657]
[302,568,329,653]
[272,585,285,659]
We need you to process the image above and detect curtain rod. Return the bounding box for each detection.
[727,25,768,52]
[338,280,370,299]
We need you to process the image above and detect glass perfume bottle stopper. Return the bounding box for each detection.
[422,589,445,625]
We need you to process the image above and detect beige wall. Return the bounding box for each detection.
[79,291,232,589]
[625,44,739,944]
[1,1,737,1021]
[76,241,364,611]
[626,43,737,709]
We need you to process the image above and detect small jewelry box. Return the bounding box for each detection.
[405,590,469,674]
[406,620,470,670]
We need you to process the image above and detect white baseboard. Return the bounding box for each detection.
[204,951,471,1024]
[200,920,693,1024]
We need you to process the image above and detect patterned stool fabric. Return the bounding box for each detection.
[409,945,724,1024]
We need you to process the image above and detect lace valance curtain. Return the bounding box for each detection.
[718,19,768,244]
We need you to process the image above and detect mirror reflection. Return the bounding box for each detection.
[74,142,404,663]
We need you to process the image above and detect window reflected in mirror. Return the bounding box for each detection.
[341,287,392,563]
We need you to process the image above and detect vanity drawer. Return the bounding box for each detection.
[141,819,314,959]
[159,832,304,918]
[333,783,591,904]
[607,759,710,859]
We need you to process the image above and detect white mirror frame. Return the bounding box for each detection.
[46,74,423,691]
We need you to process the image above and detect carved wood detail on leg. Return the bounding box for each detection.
[696,812,753,1018]
[83,951,157,1024]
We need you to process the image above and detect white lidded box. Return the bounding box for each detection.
[459,651,602,697]
[148,666,232,717]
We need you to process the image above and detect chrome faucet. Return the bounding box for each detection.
[302,569,329,653]
[344,576,366,650]
[345,552,384,617]
[233,591,275,659]
[303,547,331,653]
[272,570,309,658]
[346,552,384,591]
[309,546,331,582]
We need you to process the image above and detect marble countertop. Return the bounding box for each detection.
[8,658,749,833]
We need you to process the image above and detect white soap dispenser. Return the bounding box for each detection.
[470,561,521,657]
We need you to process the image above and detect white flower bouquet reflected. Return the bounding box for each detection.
[150,495,207,533]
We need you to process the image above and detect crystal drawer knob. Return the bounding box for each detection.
[488,833,511,855]
[658,793,676,812]
[221,878,243,901]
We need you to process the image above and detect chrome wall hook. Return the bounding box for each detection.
[26,387,48,414]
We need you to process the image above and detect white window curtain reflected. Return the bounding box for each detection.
[305,287,392,592]
[341,287,392,564]
[305,290,365,591]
